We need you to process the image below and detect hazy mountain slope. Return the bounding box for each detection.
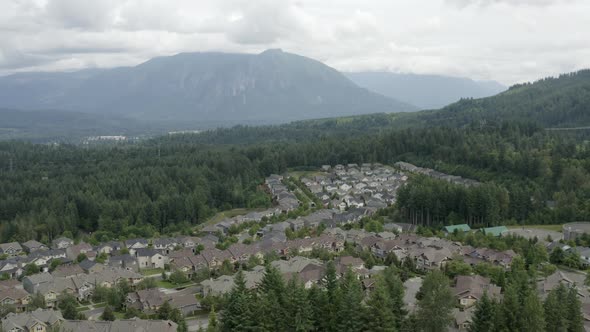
[0,50,415,126]
[0,108,148,141]
[346,72,505,109]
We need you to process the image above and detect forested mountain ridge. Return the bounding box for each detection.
[410,69,590,128]
[346,71,505,109]
[0,50,414,127]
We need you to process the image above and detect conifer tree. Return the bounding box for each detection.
[284,277,313,332]
[221,270,253,332]
[100,305,116,321]
[364,276,397,332]
[566,285,584,332]
[337,269,364,332]
[497,283,521,332]
[383,266,406,329]
[322,261,342,332]
[416,270,454,332]
[544,283,568,332]
[521,289,545,332]
[468,292,496,332]
[257,265,287,331]
[207,306,219,332]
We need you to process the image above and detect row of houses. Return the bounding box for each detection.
[1,309,177,332]
[394,161,480,187]
[303,163,407,211]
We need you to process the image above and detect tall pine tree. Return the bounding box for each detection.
[383,266,406,329]
[468,291,497,332]
[221,269,254,331]
[364,276,397,332]
[337,268,365,332]
[416,270,455,332]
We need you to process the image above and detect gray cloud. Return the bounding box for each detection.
[0,0,589,84]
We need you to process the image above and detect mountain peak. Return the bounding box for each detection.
[0,50,415,127]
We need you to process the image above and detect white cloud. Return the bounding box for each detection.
[0,0,588,84]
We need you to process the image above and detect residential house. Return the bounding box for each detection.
[135,248,166,270]
[335,256,365,276]
[200,275,235,297]
[200,249,233,269]
[96,241,124,255]
[61,318,178,332]
[167,291,201,316]
[0,287,31,312]
[413,247,452,271]
[125,238,149,255]
[27,249,66,267]
[51,237,73,249]
[22,272,54,295]
[0,258,23,279]
[0,242,23,256]
[453,275,501,308]
[21,240,48,253]
[65,242,93,261]
[107,254,139,272]
[50,265,85,278]
[538,270,589,301]
[1,309,63,332]
[79,259,105,274]
[126,289,166,313]
[152,238,179,254]
[87,267,144,288]
[453,307,475,331]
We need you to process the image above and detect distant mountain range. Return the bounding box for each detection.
[346,72,506,109]
[0,49,414,128]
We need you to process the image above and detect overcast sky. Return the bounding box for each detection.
[1,0,589,85]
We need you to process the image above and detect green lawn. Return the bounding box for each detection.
[202,207,267,227]
[140,268,164,276]
[288,170,326,179]
[76,306,90,312]
[507,224,563,232]
[157,280,194,289]
[94,302,107,308]
[114,312,126,319]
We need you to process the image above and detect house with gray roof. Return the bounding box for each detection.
[21,240,48,253]
[124,238,149,255]
[61,318,178,332]
[51,237,73,249]
[0,242,23,256]
[453,275,501,308]
[1,309,63,332]
[135,248,166,270]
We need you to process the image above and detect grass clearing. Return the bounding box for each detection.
[202,207,267,227]
[140,268,164,276]
[508,224,563,232]
[157,280,194,289]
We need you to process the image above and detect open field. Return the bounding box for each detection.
[507,224,563,232]
[287,170,327,179]
[506,224,563,241]
[202,207,267,227]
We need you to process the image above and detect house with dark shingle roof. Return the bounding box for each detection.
[1,309,63,332]
[21,240,48,253]
[61,318,178,332]
[0,242,23,256]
